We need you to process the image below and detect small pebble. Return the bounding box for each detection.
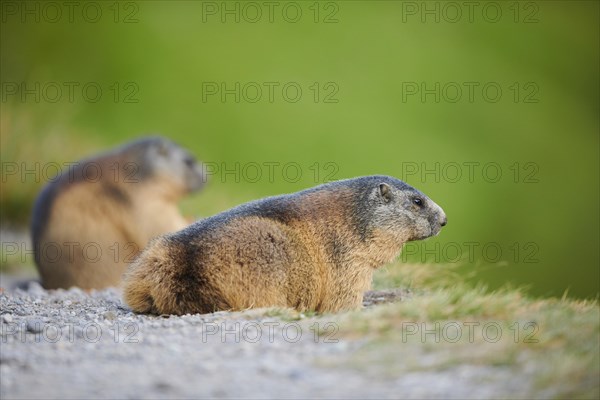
[26,319,44,334]
[103,311,117,321]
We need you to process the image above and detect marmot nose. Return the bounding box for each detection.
[440,216,447,227]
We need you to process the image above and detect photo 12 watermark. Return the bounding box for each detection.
[1,161,143,185]
[399,161,540,184]
[1,81,140,104]
[200,1,339,24]
[201,81,340,104]
[400,241,540,264]
[202,161,339,184]
[401,82,539,104]
[399,1,540,24]
[401,321,539,343]
[1,240,142,265]
[1,1,140,24]
[1,320,140,344]
[201,321,339,343]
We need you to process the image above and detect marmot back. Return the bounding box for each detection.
[31,136,206,290]
[123,175,447,315]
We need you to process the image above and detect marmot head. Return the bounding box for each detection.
[360,175,446,243]
[126,136,206,194]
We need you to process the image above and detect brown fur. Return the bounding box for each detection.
[123,175,446,315]
[31,137,205,290]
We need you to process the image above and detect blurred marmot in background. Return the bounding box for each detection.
[31,136,206,290]
[123,175,446,315]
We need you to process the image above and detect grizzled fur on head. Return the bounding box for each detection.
[121,136,206,193]
[348,175,447,243]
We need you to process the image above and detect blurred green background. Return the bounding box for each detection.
[1,1,598,298]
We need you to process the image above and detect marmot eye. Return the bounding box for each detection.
[184,157,195,168]
[413,198,423,206]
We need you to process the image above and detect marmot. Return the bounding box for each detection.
[31,136,206,290]
[123,175,446,315]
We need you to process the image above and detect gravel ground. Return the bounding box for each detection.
[0,279,550,399]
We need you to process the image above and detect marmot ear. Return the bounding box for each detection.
[379,183,392,202]
[156,141,169,157]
